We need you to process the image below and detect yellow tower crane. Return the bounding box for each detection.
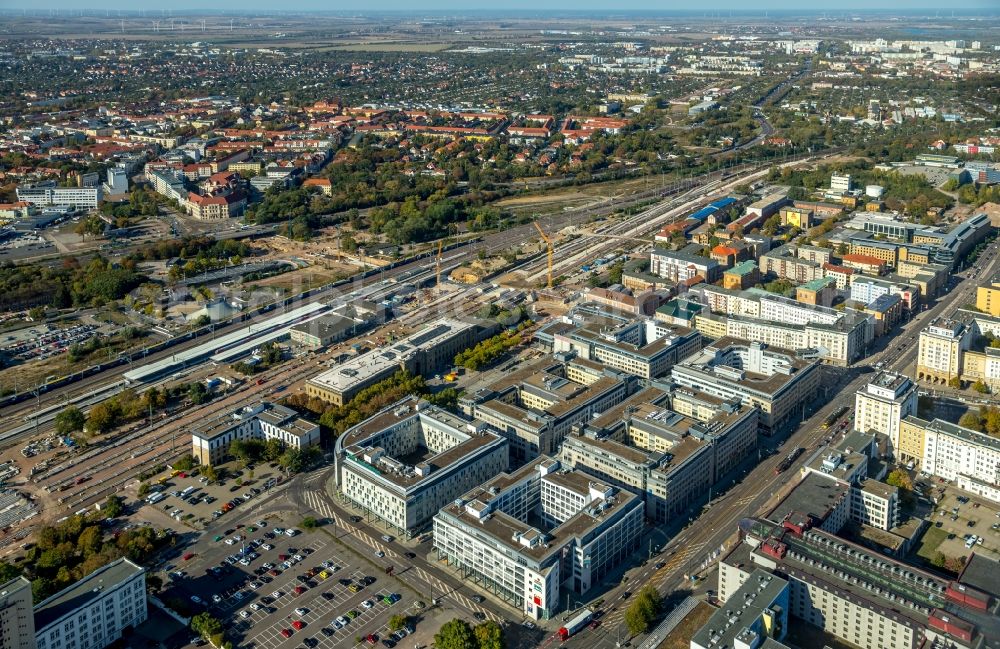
[533,221,553,289]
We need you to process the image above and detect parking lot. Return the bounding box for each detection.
[918,477,1000,561]
[143,466,285,530]
[161,519,421,649]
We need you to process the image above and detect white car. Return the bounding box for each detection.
[361,600,374,609]
[250,603,261,611]
[271,591,282,599]
[239,610,250,619]
[233,591,245,601]
[212,594,223,603]
[294,607,308,616]
[375,550,385,558]
[249,582,261,590]
[262,544,273,551]
[293,554,303,562]
[239,559,250,566]
[225,539,235,545]
[335,616,348,627]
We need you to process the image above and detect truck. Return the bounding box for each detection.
[558,609,593,641]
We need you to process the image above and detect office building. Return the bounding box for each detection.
[850,276,920,312]
[830,173,853,195]
[191,402,320,466]
[0,577,36,649]
[649,248,720,283]
[464,356,636,465]
[670,338,821,434]
[691,570,790,649]
[16,183,101,210]
[433,457,643,620]
[720,519,992,649]
[933,213,993,269]
[34,559,146,649]
[562,387,757,522]
[306,318,491,406]
[334,396,508,535]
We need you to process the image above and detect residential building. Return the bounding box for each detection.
[562,387,757,522]
[977,275,1000,317]
[905,417,1000,503]
[306,318,492,406]
[850,276,920,312]
[670,339,822,434]
[34,559,146,649]
[723,260,759,290]
[823,263,854,290]
[916,317,973,384]
[853,372,917,453]
[186,190,245,220]
[0,577,36,649]
[863,293,903,337]
[830,173,853,195]
[691,570,790,649]
[795,277,836,307]
[649,248,720,283]
[16,183,101,209]
[841,253,887,276]
[549,316,702,380]
[334,396,508,535]
[433,458,643,620]
[464,356,636,465]
[720,519,991,649]
[850,239,900,267]
[191,402,320,466]
[760,244,825,283]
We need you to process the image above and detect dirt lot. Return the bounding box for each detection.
[657,601,714,649]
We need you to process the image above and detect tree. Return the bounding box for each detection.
[86,401,119,434]
[625,585,662,636]
[102,495,124,519]
[972,380,991,395]
[948,377,962,390]
[434,619,477,649]
[388,614,409,632]
[54,407,86,435]
[958,412,984,432]
[474,621,504,649]
[191,612,224,642]
[885,469,913,492]
[301,516,318,530]
[137,482,150,498]
[0,562,21,583]
[202,465,218,482]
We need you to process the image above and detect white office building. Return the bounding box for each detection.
[16,183,101,209]
[191,401,320,466]
[0,577,36,649]
[921,419,1000,503]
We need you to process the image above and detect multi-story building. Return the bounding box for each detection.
[334,396,508,535]
[649,248,720,283]
[933,213,993,269]
[34,559,146,649]
[548,317,701,380]
[306,318,492,406]
[561,386,757,522]
[916,317,973,384]
[691,569,791,649]
[16,183,101,209]
[779,206,813,230]
[850,276,920,312]
[795,277,836,307]
[746,193,790,219]
[977,275,1000,317]
[433,457,643,620]
[723,260,759,290]
[854,371,918,453]
[720,519,991,649]
[850,239,900,267]
[902,416,1000,503]
[289,314,364,349]
[0,577,36,649]
[186,190,245,220]
[464,356,636,464]
[760,244,826,283]
[670,338,822,434]
[191,402,320,466]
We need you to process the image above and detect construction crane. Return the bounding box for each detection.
[435,240,443,289]
[534,221,553,289]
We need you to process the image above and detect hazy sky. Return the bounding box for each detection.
[5,0,998,11]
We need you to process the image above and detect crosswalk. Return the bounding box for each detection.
[299,489,504,623]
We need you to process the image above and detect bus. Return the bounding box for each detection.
[822,406,848,429]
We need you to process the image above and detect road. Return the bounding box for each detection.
[561,240,1000,649]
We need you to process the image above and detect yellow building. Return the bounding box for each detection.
[779,206,813,229]
[897,417,928,468]
[976,279,1000,317]
[849,240,898,267]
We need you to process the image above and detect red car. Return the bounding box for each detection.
[294,586,306,596]
[182,552,195,561]
[366,634,379,645]
[280,629,292,638]
[292,620,305,630]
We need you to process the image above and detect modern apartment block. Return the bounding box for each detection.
[561,386,758,522]
[854,371,918,454]
[334,396,508,535]
[190,401,320,466]
[546,316,702,380]
[463,356,636,465]
[760,244,826,283]
[16,183,101,209]
[306,318,493,406]
[720,519,993,649]
[649,248,721,283]
[432,457,643,620]
[670,338,821,434]
[0,577,36,649]
[34,559,146,649]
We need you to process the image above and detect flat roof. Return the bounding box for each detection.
[691,569,788,649]
[34,558,143,631]
[768,472,849,524]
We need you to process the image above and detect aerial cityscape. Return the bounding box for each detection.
[0,4,999,649]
